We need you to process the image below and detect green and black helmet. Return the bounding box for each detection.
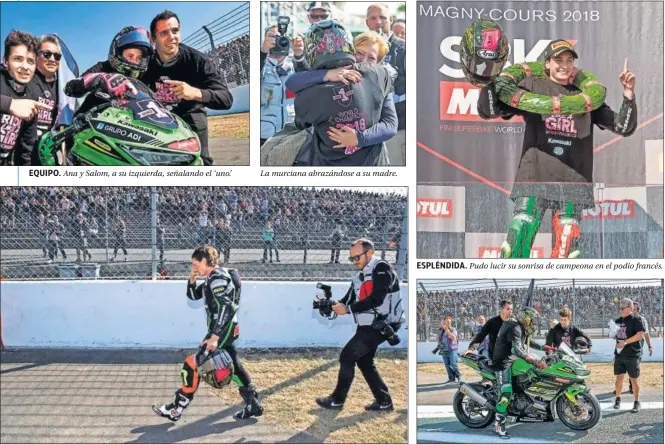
[304,19,355,70]
[460,19,510,87]
[517,306,540,337]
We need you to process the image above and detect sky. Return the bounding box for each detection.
[1,1,247,73]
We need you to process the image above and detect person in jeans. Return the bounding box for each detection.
[432,315,462,383]
[261,220,279,263]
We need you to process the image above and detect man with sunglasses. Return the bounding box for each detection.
[307,2,332,25]
[613,298,645,413]
[28,35,61,141]
[142,10,234,166]
[315,238,402,412]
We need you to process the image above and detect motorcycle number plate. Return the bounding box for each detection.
[129,99,178,129]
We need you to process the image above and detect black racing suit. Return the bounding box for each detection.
[492,319,544,415]
[546,323,592,349]
[478,78,638,258]
[330,260,400,404]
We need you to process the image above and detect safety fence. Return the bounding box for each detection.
[0,186,408,281]
[417,279,664,342]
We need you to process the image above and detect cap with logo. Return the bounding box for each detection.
[307,1,331,12]
[543,39,579,61]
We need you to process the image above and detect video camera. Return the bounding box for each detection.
[313,282,337,320]
[271,16,291,57]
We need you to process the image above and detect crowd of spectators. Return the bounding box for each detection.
[1,187,406,263]
[213,34,250,87]
[417,285,663,341]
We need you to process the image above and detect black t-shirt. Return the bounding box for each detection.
[387,34,406,130]
[28,71,58,138]
[0,69,38,165]
[495,78,637,206]
[470,315,504,358]
[294,63,391,166]
[141,44,233,131]
[546,324,592,348]
[614,314,645,358]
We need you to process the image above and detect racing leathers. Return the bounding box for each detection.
[154,267,262,421]
[478,77,638,258]
[491,318,546,437]
[328,256,401,408]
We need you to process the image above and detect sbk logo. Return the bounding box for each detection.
[582,200,635,219]
[417,199,453,218]
[478,247,544,258]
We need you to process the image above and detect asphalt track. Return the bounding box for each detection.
[209,137,249,166]
[0,348,315,443]
[417,371,664,443]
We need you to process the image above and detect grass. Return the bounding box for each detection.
[418,362,664,389]
[209,349,407,443]
[208,113,249,139]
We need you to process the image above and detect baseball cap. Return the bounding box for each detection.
[619,298,633,309]
[307,1,331,12]
[542,39,579,60]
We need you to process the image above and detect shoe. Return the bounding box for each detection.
[631,401,641,413]
[152,403,182,422]
[613,397,621,409]
[365,399,394,412]
[445,379,456,384]
[235,385,263,419]
[494,414,510,439]
[315,395,344,410]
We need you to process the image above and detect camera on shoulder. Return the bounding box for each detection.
[271,16,291,57]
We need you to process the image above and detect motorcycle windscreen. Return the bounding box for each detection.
[126,96,179,130]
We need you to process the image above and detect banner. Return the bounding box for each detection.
[55,35,79,126]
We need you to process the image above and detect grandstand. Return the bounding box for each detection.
[417,279,664,342]
[0,187,408,281]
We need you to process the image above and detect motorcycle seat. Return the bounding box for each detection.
[477,357,494,373]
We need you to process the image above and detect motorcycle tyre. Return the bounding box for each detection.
[452,384,495,429]
[556,391,601,431]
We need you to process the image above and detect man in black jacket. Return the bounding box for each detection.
[546,307,592,352]
[464,299,513,358]
[142,11,234,166]
[29,34,60,140]
[316,238,402,412]
[1,30,40,165]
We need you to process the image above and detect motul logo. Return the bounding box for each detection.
[440,81,524,122]
[417,199,453,218]
[478,247,544,258]
[582,200,635,219]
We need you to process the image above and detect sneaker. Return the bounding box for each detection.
[152,403,182,422]
[613,398,621,409]
[365,400,394,412]
[315,396,344,410]
[631,401,641,413]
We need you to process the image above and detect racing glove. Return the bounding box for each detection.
[79,73,137,98]
[526,354,546,369]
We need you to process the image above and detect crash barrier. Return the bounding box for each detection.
[0,281,408,349]
[417,339,663,363]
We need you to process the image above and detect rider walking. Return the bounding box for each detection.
[491,306,547,439]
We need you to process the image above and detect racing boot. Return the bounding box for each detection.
[494,413,510,439]
[152,389,191,422]
[235,384,263,419]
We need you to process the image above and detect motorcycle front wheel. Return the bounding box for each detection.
[452,385,495,429]
[556,391,601,430]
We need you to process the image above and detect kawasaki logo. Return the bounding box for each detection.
[120,121,159,136]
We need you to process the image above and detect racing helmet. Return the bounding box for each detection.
[517,306,540,337]
[197,349,235,390]
[304,20,355,70]
[109,26,153,79]
[573,337,589,349]
[459,19,510,87]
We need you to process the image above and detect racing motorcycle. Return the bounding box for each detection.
[454,342,601,431]
[38,83,202,166]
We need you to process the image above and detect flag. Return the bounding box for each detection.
[54,35,79,126]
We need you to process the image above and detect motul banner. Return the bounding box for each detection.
[417,1,664,258]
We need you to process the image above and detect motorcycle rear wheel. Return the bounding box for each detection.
[452,385,495,429]
[556,391,601,430]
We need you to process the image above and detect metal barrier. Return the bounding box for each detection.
[0,186,408,281]
[417,279,664,341]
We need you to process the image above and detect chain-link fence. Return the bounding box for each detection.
[182,3,249,88]
[0,186,408,281]
[417,279,664,342]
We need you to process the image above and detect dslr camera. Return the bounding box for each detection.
[271,16,291,57]
[372,316,401,346]
[313,282,337,320]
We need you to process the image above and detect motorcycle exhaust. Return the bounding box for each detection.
[459,384,494,410]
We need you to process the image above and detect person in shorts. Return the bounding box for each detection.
[613,298,645,413]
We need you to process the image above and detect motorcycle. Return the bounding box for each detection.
[454,342,601,431]
[38,82,202,166]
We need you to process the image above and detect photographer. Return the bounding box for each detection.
[315,238,402,412]
[259,24,296,145]
[432,315,462,384]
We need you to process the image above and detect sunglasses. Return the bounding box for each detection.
[309,14,329,19]
[39,50,62,61]
[348,250,369,263]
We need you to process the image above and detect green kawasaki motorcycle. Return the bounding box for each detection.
[38,87,202,166]
[454,343,601,431]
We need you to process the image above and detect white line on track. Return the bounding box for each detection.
[417,402,664,419]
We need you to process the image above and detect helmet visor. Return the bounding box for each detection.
[117,29,152,50]
[460,51,505,80]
